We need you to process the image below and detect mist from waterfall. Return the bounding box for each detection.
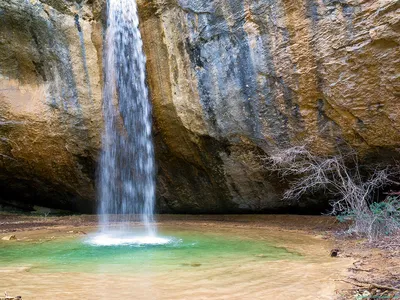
[97,0,156,238]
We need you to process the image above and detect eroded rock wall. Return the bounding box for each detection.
[0,0,399,213]
[0,0,104,211]
[137,0,400,212]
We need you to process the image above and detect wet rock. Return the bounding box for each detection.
[256,254,269,258]
[1,235,17,241]
[191,263,201,267]
[330,249,340,257]
[182,263,202,267]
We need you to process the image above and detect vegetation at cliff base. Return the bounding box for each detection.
[266,146,400,241]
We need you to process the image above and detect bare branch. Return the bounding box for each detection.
[264,146,400,241]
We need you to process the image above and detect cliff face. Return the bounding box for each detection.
[0,0,399,212]
[0,0,104,211]
[138,0,400,212]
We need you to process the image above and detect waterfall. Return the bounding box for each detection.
[98,0,155,236]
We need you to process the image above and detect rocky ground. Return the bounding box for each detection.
[336,235,400,299]
[0,213,399,299]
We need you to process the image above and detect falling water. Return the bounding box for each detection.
[97,0,156,238]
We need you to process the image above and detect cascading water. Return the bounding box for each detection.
[93,0,165,245]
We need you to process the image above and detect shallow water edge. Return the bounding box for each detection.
[0,215,353,300]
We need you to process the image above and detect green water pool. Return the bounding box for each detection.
[0,227,301,274]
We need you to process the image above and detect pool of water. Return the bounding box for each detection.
[0,228,299,274]
[0,225,349,300]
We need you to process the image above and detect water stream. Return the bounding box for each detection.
[98,0,156,242]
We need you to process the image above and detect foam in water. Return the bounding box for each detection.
[97,0,156,240]
[87,234,172,247]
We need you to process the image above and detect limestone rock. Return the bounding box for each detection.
[2,235,17,241]
[0,0,105,212]
[0,0,399,213]
[137,0,400,212]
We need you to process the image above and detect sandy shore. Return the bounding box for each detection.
[0,213,345,234]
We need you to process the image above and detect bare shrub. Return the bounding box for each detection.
[266,146,400,241]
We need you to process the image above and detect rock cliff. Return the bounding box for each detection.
[138,0,400,212]
[0,0,399,212]
[0,0,104,211]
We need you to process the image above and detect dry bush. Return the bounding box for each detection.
[265,146,400,241]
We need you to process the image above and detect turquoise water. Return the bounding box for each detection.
[0,228,301,274]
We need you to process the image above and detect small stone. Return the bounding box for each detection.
[315,235,328,240]
[181,263,201,267]
[362,290,371,297]
[190,263,201,267]
[330,249,340,257]
[2,235,16,241]
[67,231,86,235]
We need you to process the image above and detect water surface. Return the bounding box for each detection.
[0,225,349,300]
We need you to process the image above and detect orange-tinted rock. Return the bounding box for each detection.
[138,0,400,212]
[0,0,104,211]
[0,0,398,212]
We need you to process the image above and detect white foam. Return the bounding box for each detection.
[86,234,172,247]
